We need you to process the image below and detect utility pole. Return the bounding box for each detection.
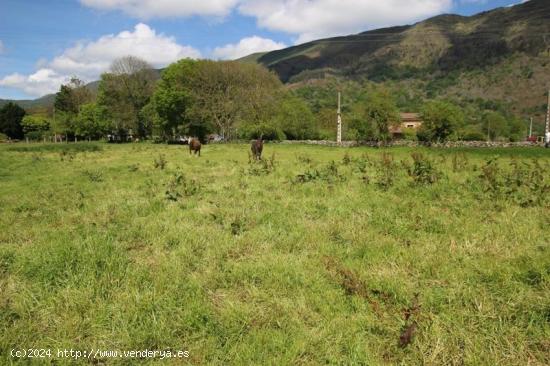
[337,92,342,144]
[546,89,550,135]
[529,117,533,138]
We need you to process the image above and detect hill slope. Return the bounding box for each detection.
[259,0,549,82]
[255,0,550,116]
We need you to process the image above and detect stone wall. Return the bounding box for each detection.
[279,140,544,148]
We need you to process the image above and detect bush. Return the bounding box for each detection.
[240,123,285,141]
[165,172,200,201]
[420,101,464,142]
[406,152,441,185]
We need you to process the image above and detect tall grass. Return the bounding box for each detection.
[0,143,548,365]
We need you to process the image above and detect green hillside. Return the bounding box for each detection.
[256,0,550,119]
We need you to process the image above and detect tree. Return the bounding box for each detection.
[21,115,50,139]
[75,103,110,139]
[481,111,508,141]
[186,60,282,140]
[54,77,93,139]
[98,56,157,138]
[419,101,464,142]
[151,59,283,141]
[507,116,526,142]
[349,90,399,142]
[150,59,197,139]
[54,77,92,114]
[0,102,25,139]
[272,95,318,140]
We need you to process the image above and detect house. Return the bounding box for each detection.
[389,113,423,139]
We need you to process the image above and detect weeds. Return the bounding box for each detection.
[165,172,200,201]
[374,152,398,190]
[59,150,76,162]
[247,153,276,176]
[452,153,469,172]
[154,154,167,170]
[82,169,103,182]
[293,160,346,184]
[478,157,549,206]
[406,152,441,185]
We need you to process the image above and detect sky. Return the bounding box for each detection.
[0,0,527,99]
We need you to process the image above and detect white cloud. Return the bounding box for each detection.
[238,0,454,44]
[0,23,200,97]
[80,0,239,18]
[80,1,453,44]
[213,36,287,60]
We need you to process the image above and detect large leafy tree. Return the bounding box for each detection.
[272,95,318,140]
[54,77,92,138]
[21,115,50,138]
[151,59,283,141]
[481,111,508,141]
[419,100,464,142]
[0,102,26,139]
[349,90,400,142]
[98,56,157,138]
[186,60,283,140]
[75,103,110,139]
[150,59,197,139]
[54,77,92,114]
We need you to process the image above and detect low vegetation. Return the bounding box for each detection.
[1,142,548,365]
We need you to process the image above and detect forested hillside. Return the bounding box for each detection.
[256,0,550,121]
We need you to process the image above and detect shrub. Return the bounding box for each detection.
[165,172,200,201]
[154,154,167,170]
[407,152,441,185]
[374,152,398,190]
[247,153,276,176]
[293,161,346,184]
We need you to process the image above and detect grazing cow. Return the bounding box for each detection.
[189,138,201,157]
[251,137,263,160]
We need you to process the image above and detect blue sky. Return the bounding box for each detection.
[0,0,525,99]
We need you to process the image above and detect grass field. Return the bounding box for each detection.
[0,142,549,365]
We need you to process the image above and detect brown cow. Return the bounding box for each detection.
[251,137,263,160]
[189,138,201,157]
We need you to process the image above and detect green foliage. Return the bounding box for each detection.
[373,152,398,190]
[153,154,167,170]
[75,103,110,139]
[406,152,441,185]
[272,95,318,140]
[293,160,346,184]
[481,111,508,141]
[21,115,50,136]
[165,172,200,201]
[349,90,400,142]
[419,100,464,142]
[0,102,25,139]
[246,153,277,176]
[97,57,156,138]
[239,122,285,141]
[151,59,197,139]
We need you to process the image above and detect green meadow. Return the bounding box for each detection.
[0,142,549,365]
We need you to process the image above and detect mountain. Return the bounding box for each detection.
[0,94,56,110]
[253,0,550,116]
[258,0,549,82]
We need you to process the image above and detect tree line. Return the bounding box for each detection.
[0,56,532,143]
